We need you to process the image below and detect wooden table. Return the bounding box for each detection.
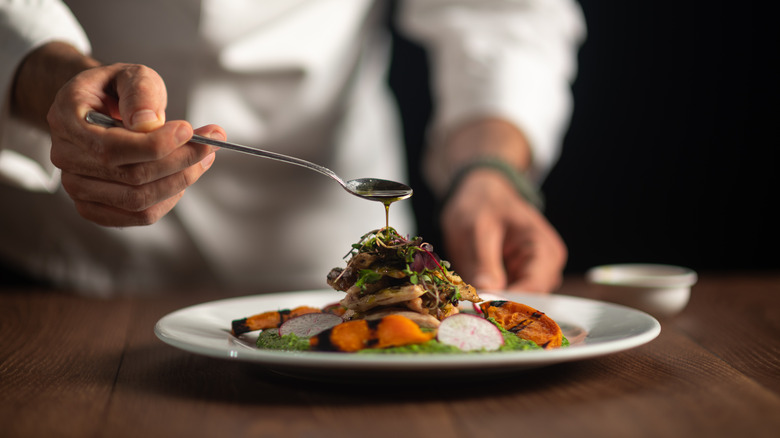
[2,273,778,438]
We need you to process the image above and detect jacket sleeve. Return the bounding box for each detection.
[0,0,90,192]
[397,0,586,194]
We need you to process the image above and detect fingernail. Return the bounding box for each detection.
[175,125,192,144]
[200,152,216,170]
[205,132,223,152]
[131,110,159,128]
[206,131,225,141]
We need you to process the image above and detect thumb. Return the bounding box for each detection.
[113,64,168,132]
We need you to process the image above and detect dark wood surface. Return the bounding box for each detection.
[2,273,778,438]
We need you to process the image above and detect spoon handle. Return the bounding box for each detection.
[85,111,344,185]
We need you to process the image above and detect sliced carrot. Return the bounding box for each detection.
[310,319,372,352]
[479,300,563,349]
[311,315,434,352]
[375,314,435,349]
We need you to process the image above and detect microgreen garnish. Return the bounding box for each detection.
[355,269,383,291]
[342,227,473,319]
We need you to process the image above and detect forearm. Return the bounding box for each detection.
[401,0,585,196]
[11,41,99,129]
[439,117,532,174]
[425,117,534,198]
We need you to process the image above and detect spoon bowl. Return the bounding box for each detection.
[86,112,413,202]
[346,178,413,203]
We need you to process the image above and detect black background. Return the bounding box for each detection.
[389,1,779,274]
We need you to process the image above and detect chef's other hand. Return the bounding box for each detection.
[47,62,222,227]
[440,169,567,293]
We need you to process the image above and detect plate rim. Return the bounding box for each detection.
[154,289,661,372]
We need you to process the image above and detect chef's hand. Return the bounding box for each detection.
[41,54,222,227]
[440,170,567,293]
[430,118,566,294]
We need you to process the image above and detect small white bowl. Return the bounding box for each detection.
[585,264,697,318]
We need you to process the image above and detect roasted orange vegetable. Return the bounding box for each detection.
[479,300,563,349]
[310,314,434,352]
[322,302,348,317]
[310,320,372,352]
[375,314,436,349]
[231,306,321,336]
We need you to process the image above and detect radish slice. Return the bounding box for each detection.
[279,313,343,338]
[437,313,504,352]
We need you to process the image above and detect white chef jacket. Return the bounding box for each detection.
[0,0,585,296]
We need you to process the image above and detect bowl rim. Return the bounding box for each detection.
[585,263,698,288]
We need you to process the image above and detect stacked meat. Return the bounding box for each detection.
[326,228,481,328]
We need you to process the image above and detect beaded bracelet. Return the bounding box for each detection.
[442,157,545,210]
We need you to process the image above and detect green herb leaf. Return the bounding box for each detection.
[355,269,383,290]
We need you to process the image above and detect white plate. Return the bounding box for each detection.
[154,290,660,379]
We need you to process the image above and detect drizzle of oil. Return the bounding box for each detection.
[383,199,392,229]
[379,195,407,229]
[353,188,411,229]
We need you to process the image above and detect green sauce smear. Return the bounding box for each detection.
[255,319,569,354]
[256,330,310,351]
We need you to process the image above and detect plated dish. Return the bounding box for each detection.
[154,289,661,378]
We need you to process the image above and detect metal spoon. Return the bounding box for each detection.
[85,111,412,203]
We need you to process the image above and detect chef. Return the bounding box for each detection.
[0,0,584,296]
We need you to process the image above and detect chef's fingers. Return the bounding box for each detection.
[460,212,509,291]
[505,209,567,293]
[58,128,223,227]
[440,171,511,291]
[52,120,194,171]
[112,64,168,132]
[70,192,184,227]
